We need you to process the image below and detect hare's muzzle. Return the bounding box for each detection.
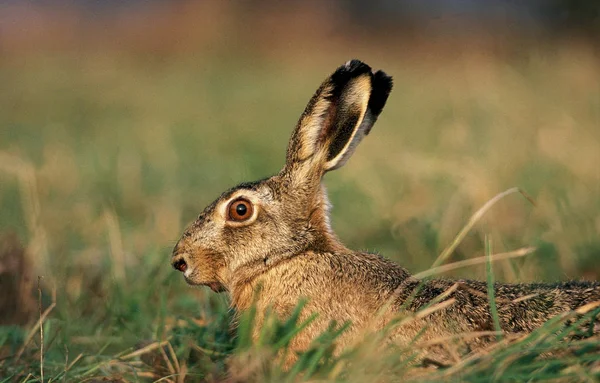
[172,257,187,273]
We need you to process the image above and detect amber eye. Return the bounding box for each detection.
[227,198,254,222]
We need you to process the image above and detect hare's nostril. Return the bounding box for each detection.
[172,258,187,273]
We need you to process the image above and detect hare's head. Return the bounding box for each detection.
[171,60,392,292]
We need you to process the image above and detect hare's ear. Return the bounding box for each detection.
[283,60,392,178]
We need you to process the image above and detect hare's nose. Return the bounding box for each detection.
[172,257,187,273]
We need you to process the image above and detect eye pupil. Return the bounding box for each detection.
[236,203,247,216]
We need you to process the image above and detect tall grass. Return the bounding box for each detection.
[0,43,599,381]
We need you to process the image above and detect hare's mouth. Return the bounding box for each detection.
[183,272,226,293]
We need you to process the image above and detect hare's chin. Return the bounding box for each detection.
[184,275,226,293]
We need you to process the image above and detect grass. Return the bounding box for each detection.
[0,44,599,381]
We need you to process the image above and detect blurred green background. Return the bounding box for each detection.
[1,0,599,380]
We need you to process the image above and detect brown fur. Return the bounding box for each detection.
[172,60,600,364]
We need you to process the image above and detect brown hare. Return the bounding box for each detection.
[171,60,600,364]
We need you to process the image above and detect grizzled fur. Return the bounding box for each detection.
[172,60,600,364]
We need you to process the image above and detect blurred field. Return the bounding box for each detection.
[1,3,600,380]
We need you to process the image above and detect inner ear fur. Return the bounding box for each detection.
[284,60,393,176]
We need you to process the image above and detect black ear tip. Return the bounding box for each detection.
[369,70,393,117]
[329,60,392,118]
[344,59,372,74]
[330,59,372,87]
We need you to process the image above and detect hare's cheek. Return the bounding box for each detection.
[201,251,227,273]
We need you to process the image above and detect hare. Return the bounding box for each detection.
[171,60,600,364]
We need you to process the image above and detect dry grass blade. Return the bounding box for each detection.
[120,340,170,360]
[413,246,536,279]
[167,342,181,373]
[159,344,176,375]
[575,300,600,315]
[512,293,540,303]
[66,353,84,371]
[15,282,57,361]
[177,361,188,383]
[18,373,33,383]
[432,187,535,268]
[414,298,456,321]
[433,282,459,303]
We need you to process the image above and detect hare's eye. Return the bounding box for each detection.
[227,198,254,222]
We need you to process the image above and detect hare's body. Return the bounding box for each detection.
[172,60,600,364]
[229,245,599,358]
